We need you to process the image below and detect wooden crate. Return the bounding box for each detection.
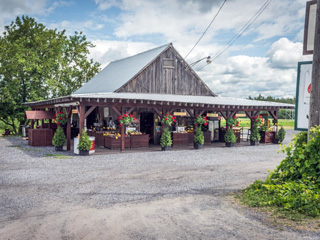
[203,131,211,144]
[95,132,104,146]
[260,131,275,143]
[172,133,193,146]
[104,136,130,149]
[28,128,53,146]
[130,134,150,148]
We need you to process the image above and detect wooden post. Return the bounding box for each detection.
[66,107,72,150]
[309,0,320,132]
[121,124,125,152]
[79,104,85,135]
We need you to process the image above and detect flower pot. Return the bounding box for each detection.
[250,140,259,146]
[55,146,63,151]
[194,143,204,149]
[79,150,89,156]
[161,146,171,151]
[225,142,235,147]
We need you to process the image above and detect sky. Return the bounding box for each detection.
[0,0,314,99]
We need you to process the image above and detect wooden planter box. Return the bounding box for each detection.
[172,133,193,146]
[203,131,211,144]
[28,128,53,146]
[130,134,150,148]
[260,131,276,143]
[95,132,104,146]
[104,136,130,149]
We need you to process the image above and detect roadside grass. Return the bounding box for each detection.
[233,192,320,232]
[45,153,72,159]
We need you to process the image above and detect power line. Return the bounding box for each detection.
[200,0,273,70]
[185,0,227,59]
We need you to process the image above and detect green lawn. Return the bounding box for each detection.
[221,118,295,129]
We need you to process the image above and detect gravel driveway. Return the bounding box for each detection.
[0,130,319,240]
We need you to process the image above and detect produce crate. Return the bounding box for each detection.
[130,134,150,148]
[104,136,130,149]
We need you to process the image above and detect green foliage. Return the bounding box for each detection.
[250,125,261,141]
[77,130,92,151]
[241,128,320,218]
[226,116,239,127]
[275,127,286,143]
[0,16,100,132]
[259,125,269,132]
[224,128,236,143]
[161,112,176,126]
[160,126,172,147]
[194,115,208,126]
[194,126,204,144]
[52,127,66,147]
[248,94,295,104]
[118,113,135,126]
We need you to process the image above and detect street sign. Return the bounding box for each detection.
[303,0,317,55]
[295,61,312,130]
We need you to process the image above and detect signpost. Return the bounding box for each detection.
[295,62,312,130]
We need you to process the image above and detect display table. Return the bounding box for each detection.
[260,131,276,143]
[130,134,150,148]
[172,133,193,146]
[104,136,130,149]
[28,128,53,146]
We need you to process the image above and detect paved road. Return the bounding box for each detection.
[0,131,319,239]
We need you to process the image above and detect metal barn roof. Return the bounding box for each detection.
[73,43,170,95]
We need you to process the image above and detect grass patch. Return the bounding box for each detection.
[45,153,72,159]
[221,118,294,129]
[234,192,320,232]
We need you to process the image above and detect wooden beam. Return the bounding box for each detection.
[186,109,194,118]
[79,104,85,134]
[153,108,162,118]
[127,107,135,114]
[84,106,96,119]
[219,111,227,120]
[66,107,72,151]
[112,107,122,116]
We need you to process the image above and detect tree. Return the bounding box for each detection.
[0,16,100,133]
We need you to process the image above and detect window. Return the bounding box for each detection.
[163,58,175,69]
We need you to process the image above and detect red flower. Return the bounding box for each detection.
[120,123,123,127]
[59,117,61,120]
[232,116,235,118]
[63,116,65,119]
[165,118,167,120]
[124,114,128,117]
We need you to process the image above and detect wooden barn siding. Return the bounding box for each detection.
[118,48,213,96]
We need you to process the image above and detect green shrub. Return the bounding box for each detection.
[77,130,92,151]
[52,127,66,147]
[160,126,172,147]
[250,125,261,142]
[275,126,286,143]
[194,126,204,144]
[241,127,320,218]
[224,128,236,143]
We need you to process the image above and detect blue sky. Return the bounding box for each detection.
[0,0,313,98]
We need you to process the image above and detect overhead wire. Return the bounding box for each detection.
[184,0,227,59]
[199,0,273,70]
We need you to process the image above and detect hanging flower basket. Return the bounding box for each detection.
[226,116,239,127]
[161,112,176,127]
[53,111,68,125]
[118,113,135,127]
[194,115,208,127]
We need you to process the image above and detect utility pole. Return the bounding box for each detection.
[309,0,320,131]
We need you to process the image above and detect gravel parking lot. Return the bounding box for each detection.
[0,130,319,240]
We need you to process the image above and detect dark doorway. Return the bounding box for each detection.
[140,112,154,143]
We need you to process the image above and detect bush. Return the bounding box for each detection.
[194,126,204,144]
[241,128,320,217]
[224,128,236,143]
[160,126,172,147]
[77,130,92,151]
[275,126,286,143]
[250,125,261,142]
[52,127,66,147]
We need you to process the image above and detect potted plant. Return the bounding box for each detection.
[274,126,286,144]
[224,128,236,147]
[194,125,204,149]
[53,110,68,126]
[77,130,92,156]
[160,126,172,150]
[118,113,135,127]
[52,127,66,151]
[250,115,263,146]
[160,112,176,150]
[194,115,208,149]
